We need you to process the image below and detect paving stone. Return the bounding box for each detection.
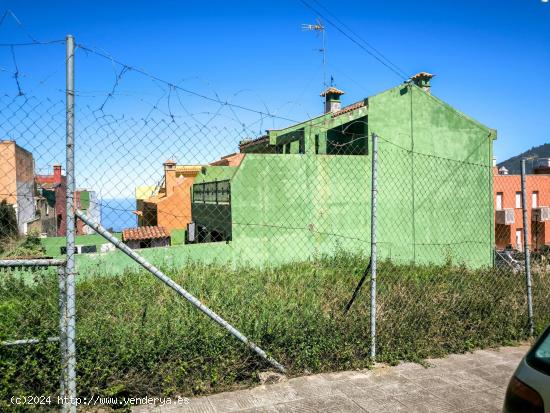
[351,395,405,412]
[396,399,457,413]
[410,375,454,389]
[398,366,437,380]
[321,370,371,382]
[393,389,442,406]
[374,380,422,395]
[370,372,411,386]
[329,381,373,398]
[134,344,530,413]
[248,383,301,404]
[393,362,425,372]
[273,395,363,413]
[206,392,262,412]
[236,407,279,413]
[483,372,513,387]
[132,397,215,413]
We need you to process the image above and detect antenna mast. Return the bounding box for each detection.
[302,18,327,90]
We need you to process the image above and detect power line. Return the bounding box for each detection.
[298,0,409,81]
[309,0,409,79]
[0,9,38,43]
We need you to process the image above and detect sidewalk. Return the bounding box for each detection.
[133,344,528,413]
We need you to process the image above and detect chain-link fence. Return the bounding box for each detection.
[1,34,549,412]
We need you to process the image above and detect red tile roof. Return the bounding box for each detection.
[239,135,269,150]
[122,226,170,241]
[411,72,434,81]
[320,87,345,97]
[331,100,367,118]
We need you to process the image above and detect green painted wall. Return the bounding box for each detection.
[193,166,237,184]
[190,84,495,268]
[79,84,495,274]
[229,154,371,265]
[41,233,122,257]
[368,83,495,266]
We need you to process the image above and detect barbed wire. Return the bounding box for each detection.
[75,43,300,124]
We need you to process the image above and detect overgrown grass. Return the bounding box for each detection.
[1,254,549,411]
[0,234,45,259]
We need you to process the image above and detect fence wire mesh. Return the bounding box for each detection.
[0,35,549,412]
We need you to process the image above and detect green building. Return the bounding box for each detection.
[191,73,496,268]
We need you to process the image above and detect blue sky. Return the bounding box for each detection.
[1,0,549,163]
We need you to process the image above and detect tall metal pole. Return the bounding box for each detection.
[520,159,534,336]
[370,133,378,360]
[65,34,77,412]
[58,266,67,401]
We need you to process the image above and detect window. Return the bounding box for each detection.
[284,143,291,154]
[516,229,523,251]
[515,192,522,209]
[192,180,230,205]
[299,138,305,154]
[532,191,539,208]
[496,192,503,210]
[526,325,550,375]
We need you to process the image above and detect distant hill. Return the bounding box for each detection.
[497,143,550,175]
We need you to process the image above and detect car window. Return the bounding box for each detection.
[527,326,550,376]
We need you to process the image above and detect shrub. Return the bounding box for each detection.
[0,256,548,411]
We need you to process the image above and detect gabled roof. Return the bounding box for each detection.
[122,226,170,241]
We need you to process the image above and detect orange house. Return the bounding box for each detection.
[209,153,245,166]
[0,140,36,234]
[494,161,550,251]
[136,160,202,233]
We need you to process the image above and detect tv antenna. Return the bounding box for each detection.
[302,18,327,90]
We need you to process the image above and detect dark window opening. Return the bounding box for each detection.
[139,240,152,249]
[285,143,291,154]
[211,230,223,242]
[327,120,368,156]
[299,138,305,154]
[197,225,207,243]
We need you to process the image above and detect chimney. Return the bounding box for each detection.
[163,159,177,196]
[53,164,62,183]
[492,157,497,167]
[320,87,345,114]
[411,72,434,94]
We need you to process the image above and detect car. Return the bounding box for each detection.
[503,325,550,412]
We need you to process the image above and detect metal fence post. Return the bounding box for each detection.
[58,266,67,401]
[520,158,534,336]
[370,133,378,360]
[65,34,77,412]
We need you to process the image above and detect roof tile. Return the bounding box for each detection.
[331,100,366,118]
[122,226,170,241]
